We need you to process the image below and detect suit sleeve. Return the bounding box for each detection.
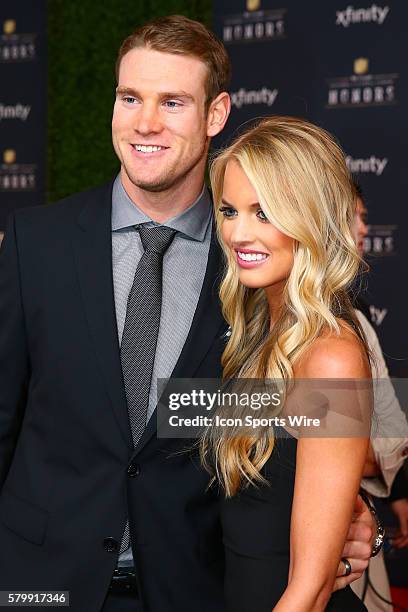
[0,212,30,488]
[388,465,408,502]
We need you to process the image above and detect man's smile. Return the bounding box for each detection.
[130,143,170,157]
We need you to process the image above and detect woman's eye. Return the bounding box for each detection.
[256,208,269,223]
[219,206,237,218]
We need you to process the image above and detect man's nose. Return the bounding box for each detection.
[134,102,162,135]
[359,219,369,238]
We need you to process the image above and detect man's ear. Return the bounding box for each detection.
[207,92,231,138]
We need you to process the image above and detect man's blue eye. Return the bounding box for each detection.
[165,100,181,108]
[219,206,236,218]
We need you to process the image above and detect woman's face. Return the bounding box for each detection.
[220,160,295,298]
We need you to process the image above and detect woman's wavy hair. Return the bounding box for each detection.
[201,116,368,497]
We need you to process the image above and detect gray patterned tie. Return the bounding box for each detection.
[119,225,176,554]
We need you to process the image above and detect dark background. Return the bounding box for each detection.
[213,0,408,378]
[0,0,407,598]
[0,2,406,367]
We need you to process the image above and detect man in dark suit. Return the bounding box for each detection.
[0,15,376,612]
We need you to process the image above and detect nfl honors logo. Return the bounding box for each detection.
[246,0,261,10]
[0,19,36,62]
[0,150,36,191]
[326,58,398,108]
[365,225,397,257]
[3,149,16,164]
[3,20,16,35]
[354,57,369,75]
[222,2,286,44]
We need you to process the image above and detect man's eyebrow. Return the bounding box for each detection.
[115,86,137,97]
[115,86,195,101]
[161,91,195,101]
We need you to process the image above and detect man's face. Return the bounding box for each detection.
[112,47,210,195]
[353,197,369,257]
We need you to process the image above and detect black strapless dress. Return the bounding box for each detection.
[221,435,367,611]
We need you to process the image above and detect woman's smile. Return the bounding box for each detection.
[235,248,270,268]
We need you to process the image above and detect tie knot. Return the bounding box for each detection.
[138,225,176,255]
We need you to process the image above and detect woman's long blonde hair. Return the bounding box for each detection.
[201,116,367,497]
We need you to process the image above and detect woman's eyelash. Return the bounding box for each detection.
[219,206,236,218]
[256,209,269,222]
[218,206,269,222]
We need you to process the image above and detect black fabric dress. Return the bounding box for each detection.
[221,435,367,611]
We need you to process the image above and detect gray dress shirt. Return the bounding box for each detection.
[111,175,212,566]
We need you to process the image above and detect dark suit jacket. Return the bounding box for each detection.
[0,182,228,612]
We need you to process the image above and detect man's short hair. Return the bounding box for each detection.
[353,181,365,202]
[116,14,231,111]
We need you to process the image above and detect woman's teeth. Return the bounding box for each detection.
[237,251,268,262]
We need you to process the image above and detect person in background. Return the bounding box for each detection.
[351,183,408,610]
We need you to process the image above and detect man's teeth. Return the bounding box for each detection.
[237,251,268,262]
[134,145,164,153]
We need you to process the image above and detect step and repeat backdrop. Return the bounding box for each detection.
[213,0,408,376]
[0,0,47,238]
[0,0,406,376]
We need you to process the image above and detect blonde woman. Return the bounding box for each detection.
[202,117,372,611]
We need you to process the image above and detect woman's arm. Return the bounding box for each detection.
[274,331,371,611]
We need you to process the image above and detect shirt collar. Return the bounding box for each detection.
[111,175,212,242]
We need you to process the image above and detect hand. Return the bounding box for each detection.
[333,494,373,591]
[390,498,408,548]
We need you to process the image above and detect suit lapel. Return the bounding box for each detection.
[72,182,133,450]
[72,185,226,456]
[133,224,227,456]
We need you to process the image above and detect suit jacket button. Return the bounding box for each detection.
[103,537,118,553]
[127,463,140,477]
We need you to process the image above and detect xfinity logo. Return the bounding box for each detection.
[0,103,31,121]
[336,5,389,27]
[369,305,387,326]
[346,155,388,176]
[230,87,278,109]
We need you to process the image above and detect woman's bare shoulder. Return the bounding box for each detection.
[294,321,370,379]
